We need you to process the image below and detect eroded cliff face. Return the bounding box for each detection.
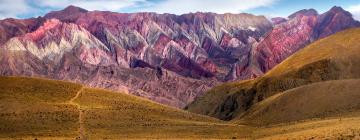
[250,7,360,76]
[0,17,45,46]
[0,6,358,108]
[0,18,219,107]
[65,10,273,80]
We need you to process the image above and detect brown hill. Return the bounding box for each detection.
[238,79,360,125]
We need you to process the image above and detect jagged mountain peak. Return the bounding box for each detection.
[329,6,347,13]
[316,6,360,38]
[321,6,354,19]
[63,5,88,13]
[288,8,318,19]
[44,5,88,22]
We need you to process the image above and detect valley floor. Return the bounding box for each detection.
[2,114,360,139]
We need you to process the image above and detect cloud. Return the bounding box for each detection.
[142,0,279,14]
[348,4,360,20]
[0,0,147,19]
[35,0,146,11]
[34,0,279,14]
[0,0,279,19]
[0,0,34,19]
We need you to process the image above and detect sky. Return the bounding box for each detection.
[0,0,360,20]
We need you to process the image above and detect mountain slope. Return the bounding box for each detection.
[2,19,112,65]
[238,79,360,125]
[186,27,360,121]
[0,17,44,46]
[246,7,360,79]
[44,7,273,80]
[0,18,218,108]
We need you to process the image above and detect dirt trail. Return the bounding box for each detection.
[70,87,84,103]
[69,87,87,140]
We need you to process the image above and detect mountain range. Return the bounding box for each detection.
[1,27,360,139]
[1,3,360,139]
[0,5,359,108]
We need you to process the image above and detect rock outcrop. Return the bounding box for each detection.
[230,7,360,80]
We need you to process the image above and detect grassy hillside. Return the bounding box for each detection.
[186,27,360,121]
[72,88,252,139]
[0,76,359,139]
[237,79,360,125]
[0,76,81,138]
[0,76,253,139]
[253,116,360,139]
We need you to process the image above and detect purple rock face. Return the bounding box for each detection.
[0,6,358,108]
[228,6,360,80]
[271,17,287,25]
[315,6,360,38]
[0,17,45,45]
[288,9,318,19]
[42,7,274,81]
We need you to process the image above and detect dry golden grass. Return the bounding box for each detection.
[254,115,360,139]
[74,88,253,139]
[0,76,360,139]
[0,76,81,138]
[0,76,254,139]
[237,79,360,125]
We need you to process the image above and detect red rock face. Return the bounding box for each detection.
[23,19,61,41]
[44,5,88,22]
[315,6,360,38]
[0,6,358,108]
[228,7,360,80]
[256,13,318,72]
[50,7,273,80]
[0,17,44,45]
[271,17,287,25]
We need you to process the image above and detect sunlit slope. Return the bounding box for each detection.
[0,76,253,139]
[75,88,255,139]
[237,79,360,125]
[186,28,360,121]
[0,76,359,139]
[0,76,82,138]
[253,116,360,139]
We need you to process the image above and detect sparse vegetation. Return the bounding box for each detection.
[0,76,81,138]
[0,76,360,139]
[237,79,360,125]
